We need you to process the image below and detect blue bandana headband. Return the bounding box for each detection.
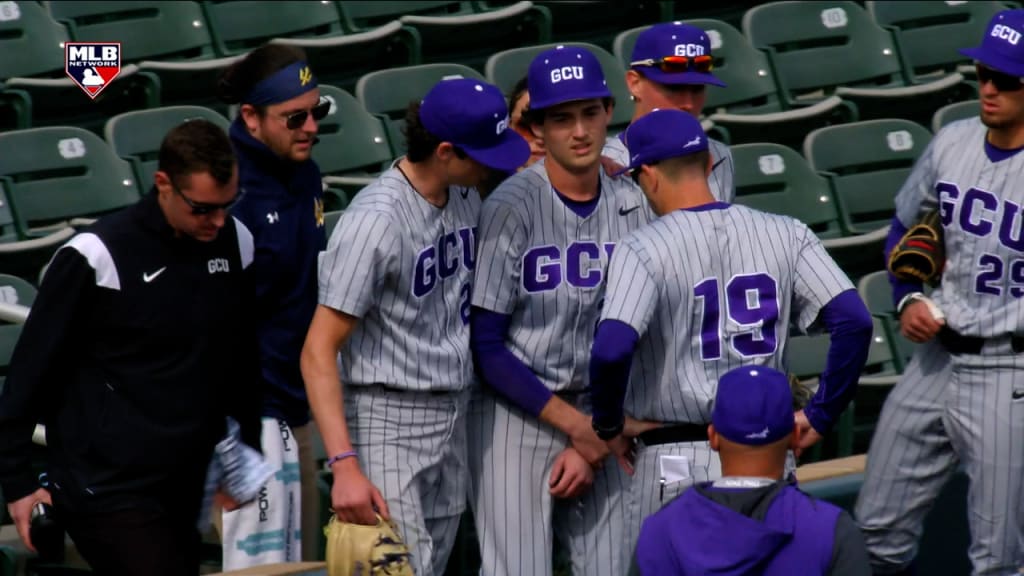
[245,60,318,106]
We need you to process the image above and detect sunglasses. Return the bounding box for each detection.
[976,65,1024,92]
[283,98,331,130]
[630,55,714,75]
[174,185,242,216]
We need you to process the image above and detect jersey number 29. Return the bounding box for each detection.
[693,273,780,360]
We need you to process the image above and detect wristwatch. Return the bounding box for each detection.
[592,418,624,440]
[896,292,926,316]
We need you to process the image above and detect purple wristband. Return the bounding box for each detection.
[326,450,358,468]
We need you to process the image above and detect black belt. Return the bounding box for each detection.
[938,327,1024,355]
[638,423,708,446]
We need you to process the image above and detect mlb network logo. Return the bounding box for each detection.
[65,42,121,99]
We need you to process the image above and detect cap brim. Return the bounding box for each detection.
[461,129,532,173]
[960,46,1024,77]
[530,89,614,112]
[638,67,727,88]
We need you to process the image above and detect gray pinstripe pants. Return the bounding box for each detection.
[855,338,1024,575]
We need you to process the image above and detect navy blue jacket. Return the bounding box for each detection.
[229,119,326,427]
[637,480,871,575]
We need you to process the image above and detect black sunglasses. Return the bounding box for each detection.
[976,64,1024,92]
[283,98,331,130]
[174,185,242,216]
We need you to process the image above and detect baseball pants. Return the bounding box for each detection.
[346,385,469,576]
[855,338,1024,575]
[467,387,631,576]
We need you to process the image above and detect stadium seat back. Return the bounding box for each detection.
[0,127,140,230]
[105,106,231,188]
[730,143,843,239]
[485,42,633,130]
[743,1,905,97]
[867,0,1005,78]
[932,100,980,133]
[0,1,69,79]
[48,1,215,62]
[355,63,486,156]
[0,274,37,309]
[313,86,393,176]
[804,119,931,235]
[202,0,344,56]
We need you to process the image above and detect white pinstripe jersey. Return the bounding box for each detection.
[317,167,480,391]
[894,118,1024,338]
[472,160,651,392]
[602,135,736,203]
[601,204,852,423]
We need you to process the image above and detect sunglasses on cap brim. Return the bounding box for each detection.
[284,98,331,130]
[630,55,714,75]
[976,64,1024,92]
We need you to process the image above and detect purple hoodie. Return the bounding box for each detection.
[636,481,870,576]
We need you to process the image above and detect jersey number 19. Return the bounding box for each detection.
[693,273,780,360]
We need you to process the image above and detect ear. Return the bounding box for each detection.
[153,170,171,192]
[436,141,456,162]
[625,69,643,100]
[240,104,261,133]
[707,424,720,452]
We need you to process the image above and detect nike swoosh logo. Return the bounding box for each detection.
[143,267,167,283]
[619,205,640,216]
[1014,390,1024,400]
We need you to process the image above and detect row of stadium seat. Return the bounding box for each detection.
[0,1,1007,141]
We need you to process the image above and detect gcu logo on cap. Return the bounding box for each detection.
[992,24,1022,45]
[674,44,706,57]
[550,66,584,83]
[496,115,509,135]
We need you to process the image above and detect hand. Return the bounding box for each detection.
[794,410,823,458]
[549,447,594,499]
[7,488,52,553]
[330,458,390,525]
[568,421,610,468]
[604,434,637,476]
[600,155,626,178]
[623,417,661,439]
[899,299,944,343]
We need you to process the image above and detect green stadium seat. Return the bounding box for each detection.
[867,1,1005,81]
[0,127,140,235]
[0,274,37,309]
[804,119,931,237]
[485,42,633,132]
[615,19,857,149]
[742,1,975,127]
[104,106,230,191]
[932,99,980,133]
[323,210,343,243]
[516,1,671,50]
[202,1,420,94]
[313,85,393,197]
[355,63,486,157]
[857,270,918,372]
[730,143,843,240]
[0,180,75,283]
[339,1,552,70]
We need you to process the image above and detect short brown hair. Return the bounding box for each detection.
[158,119,236,189]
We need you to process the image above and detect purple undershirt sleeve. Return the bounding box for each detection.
[589,319,640,430]
[470,306,553,417]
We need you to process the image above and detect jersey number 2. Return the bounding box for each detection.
[693,273,780,360]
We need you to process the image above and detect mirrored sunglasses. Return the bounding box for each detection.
[630,55,714,75]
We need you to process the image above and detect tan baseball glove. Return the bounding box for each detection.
[324,514,414,576]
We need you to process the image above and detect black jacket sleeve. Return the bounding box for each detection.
[227,262,264,453]
[0,248,92,502]
[829,510,872,576]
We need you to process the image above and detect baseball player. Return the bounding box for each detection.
[587,109,872,568]
[854,10,1024,575]
[468,45,652,576]
[602,21,734,203]
[300,77,528,576]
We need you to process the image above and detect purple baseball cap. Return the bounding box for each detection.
[630,22,725,87]
[527,45,612,111]
[960,9,1024,78]
[712,366,795,446]
[615,108,708,176]
[419,77,530,173]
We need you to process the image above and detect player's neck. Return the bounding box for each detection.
[657,184,716,215]
[397,157,448,208]
[719,455,786,480]
[987,123,1024,150]
[544,159,599,201]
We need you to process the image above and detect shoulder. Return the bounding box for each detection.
[345,170,411,219]
[482,165,547,218]
[230,217,255,269]
[932,117,984,151]
[709,137,731,157]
